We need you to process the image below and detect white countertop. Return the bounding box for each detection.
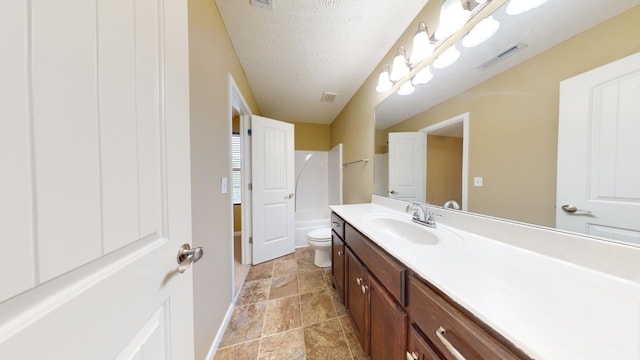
[330,203,640,360]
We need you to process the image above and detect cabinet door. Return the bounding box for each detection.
[369,274,407,360]
[331,232,346,302]
[408,324,443,360]
[346,248,368,352]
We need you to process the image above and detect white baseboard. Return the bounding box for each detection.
[205,302,235,360]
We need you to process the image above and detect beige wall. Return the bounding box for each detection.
[331,5,640,225]
[427,136,462,206]
[329,74,377,204]
[293,122,331,151]
[188,0,260,358]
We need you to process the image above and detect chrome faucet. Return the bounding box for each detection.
[443,200,460,210]
[405,202,427,223]
[405,202,440,228]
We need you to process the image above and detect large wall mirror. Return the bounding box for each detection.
[374,0,640,247]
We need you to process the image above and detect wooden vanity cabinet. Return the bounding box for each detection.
[368,273,407,360]
[408,275,528,360]
[343,222,408,360]
[331,213,346,302]
[331,212,529,360]
[345,248,368,351]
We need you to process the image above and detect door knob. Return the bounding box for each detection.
[390,190,397,194]
[286,193,294,199]
[561,204,592,214]
[177,243,204,273]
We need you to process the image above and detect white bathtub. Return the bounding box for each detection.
[295,209,331,247]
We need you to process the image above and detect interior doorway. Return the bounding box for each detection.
[228,76,252,298]
[422,113,469,210]
[231,107,249,295]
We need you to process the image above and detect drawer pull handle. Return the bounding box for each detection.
[406,351,418,360]
[332,221,340,228]
[436,327,466,360]
[356,277,362,285]
[361,284,368,294]
[337,250,343,256]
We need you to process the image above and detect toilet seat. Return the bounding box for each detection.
[307,227,331,241]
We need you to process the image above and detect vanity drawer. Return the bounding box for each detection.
[331,212,345,239]
[345,224,407,305]
[408,275,527,360]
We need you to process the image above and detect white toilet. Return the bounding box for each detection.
[306,227,332,267]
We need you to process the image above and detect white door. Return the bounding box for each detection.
[388,132,426,202]
[0,0,195,358]
[557,51,640,246]
[251,116,296,264]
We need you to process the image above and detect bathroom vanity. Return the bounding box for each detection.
[330,199,640,360]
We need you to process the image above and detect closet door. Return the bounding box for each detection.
[0,0,195,358]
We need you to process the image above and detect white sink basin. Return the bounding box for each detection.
[368,217,440,245]
[362,213,464,247]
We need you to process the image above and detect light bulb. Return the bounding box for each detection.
[412,66,433,86]
[409,22,434,66]
[434,0,471,41]
[433,45,460,69]
[375,65,393,93]
[462,16,500,48]
[397,81,415,96]
[506,0,548,15]
[390,47,410,81]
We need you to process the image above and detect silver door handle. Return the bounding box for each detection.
[561,204,592,214]
[286,193,294,199]
[177,243,204,273]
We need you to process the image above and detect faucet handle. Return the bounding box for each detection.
[427,212,443,220]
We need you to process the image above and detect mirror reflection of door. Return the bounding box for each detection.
[388,132,426,202]
[557,51,640,247]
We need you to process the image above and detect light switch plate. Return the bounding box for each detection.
[221,177,228,194]
[473,177,483,187]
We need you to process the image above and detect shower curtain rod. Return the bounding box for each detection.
[342,158,368,168]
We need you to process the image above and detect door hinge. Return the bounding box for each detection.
[249,236,253,244]
[248,183,252,190]
[247,129,252,136]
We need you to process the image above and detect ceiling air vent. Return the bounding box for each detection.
[320,91,338,103]
[250,0,274,11]
[477,42,528,71]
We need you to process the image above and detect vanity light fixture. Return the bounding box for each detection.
[412,66,433,85]
[409,22,434,66]
[506,0,548,15]
[397,81,415,96]
[434,0,471,41]
[390,46,410,81]
[375,65,393,93]
[462,15,500,47]
[433,44,461,69]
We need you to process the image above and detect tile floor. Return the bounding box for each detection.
[214,247,366,360]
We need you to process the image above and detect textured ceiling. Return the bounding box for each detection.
[375,0,640,129]
[215,0,429,124]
